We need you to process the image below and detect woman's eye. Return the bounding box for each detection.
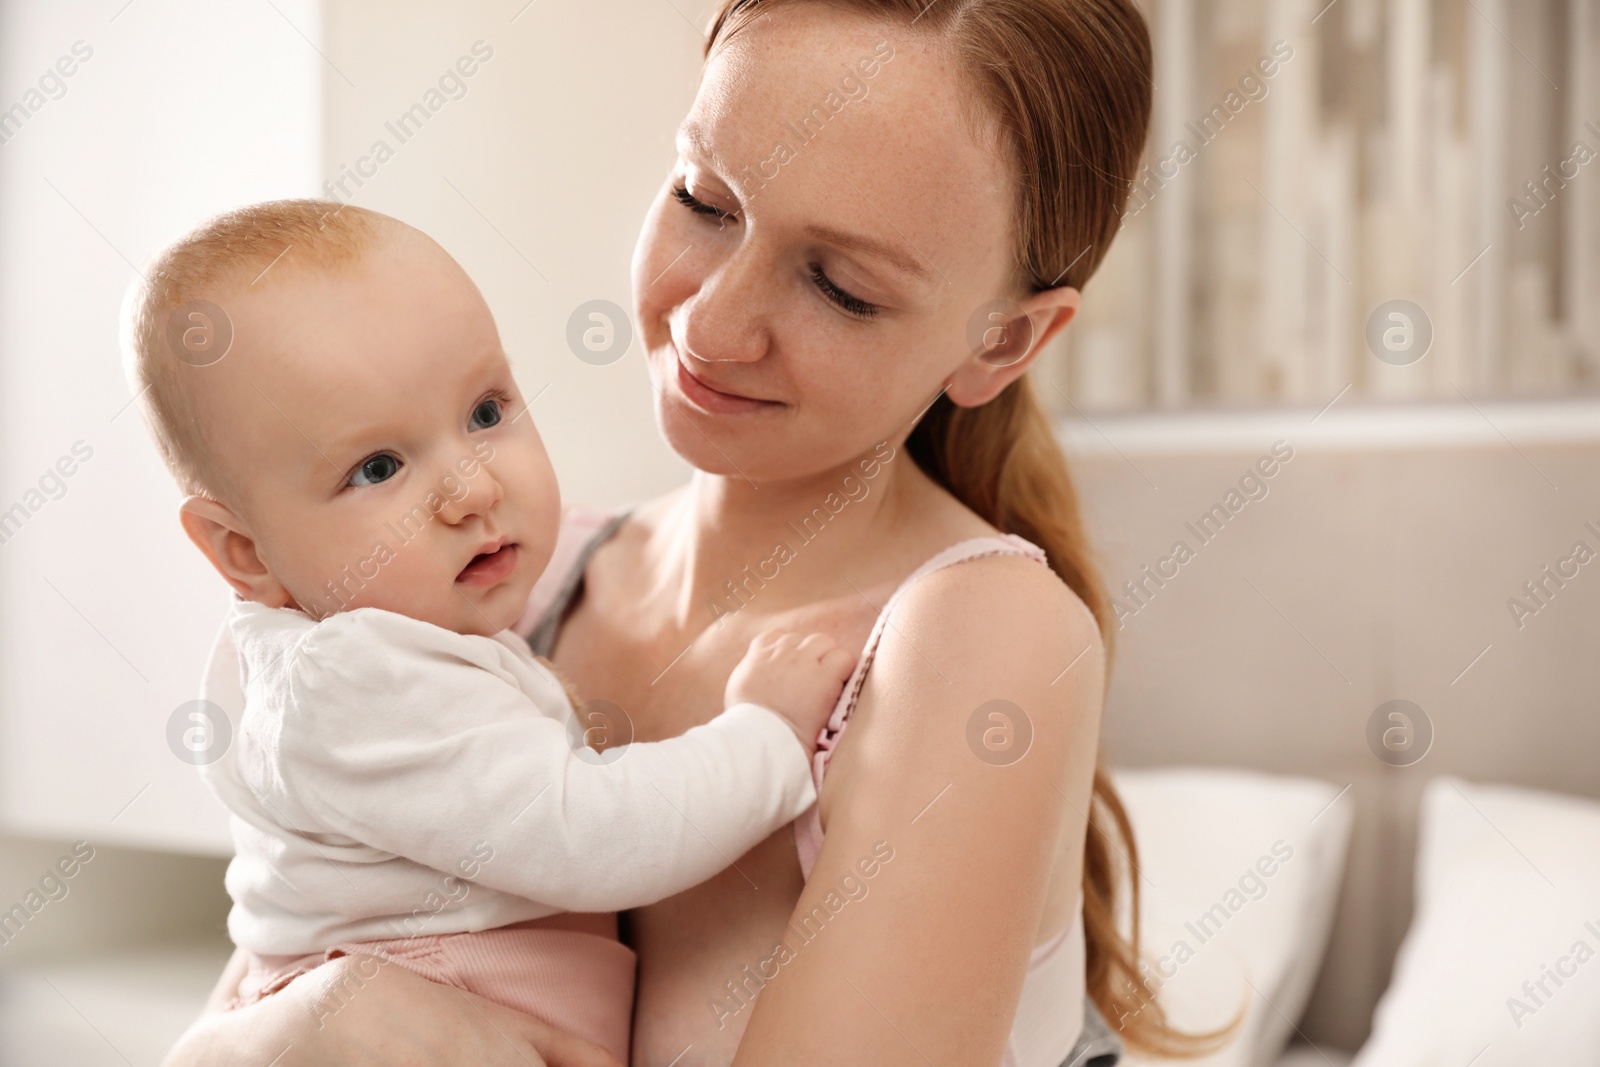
[348,453,401,488]
[469,397,503,430]
[809,265,880,320]
[673,184,735,222]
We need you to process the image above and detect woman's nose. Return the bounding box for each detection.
[677,243,770,364]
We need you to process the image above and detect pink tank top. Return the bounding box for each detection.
[521,508,1103,1067]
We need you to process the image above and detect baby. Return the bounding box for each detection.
[124,201,853,1064]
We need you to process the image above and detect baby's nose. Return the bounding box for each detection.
[436,463,504,524]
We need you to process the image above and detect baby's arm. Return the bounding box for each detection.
[267,612,851,913]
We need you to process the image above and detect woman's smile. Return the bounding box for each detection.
[671,349,783,415]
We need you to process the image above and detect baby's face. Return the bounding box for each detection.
[195,231,558,636]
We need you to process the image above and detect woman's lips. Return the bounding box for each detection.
[673,356,779,415]
[456,544,520,587]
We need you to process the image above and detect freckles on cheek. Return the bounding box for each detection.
[797,351,882,422]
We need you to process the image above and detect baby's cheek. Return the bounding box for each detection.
[314,537,436,619]
[511,458,563,566]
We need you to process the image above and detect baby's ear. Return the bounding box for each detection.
[178,496,294,607]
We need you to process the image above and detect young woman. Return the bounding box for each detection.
[167,1,1199,1063]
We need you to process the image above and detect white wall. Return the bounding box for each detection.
[0,0,321,853]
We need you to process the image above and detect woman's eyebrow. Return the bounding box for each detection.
[804,222,930,281]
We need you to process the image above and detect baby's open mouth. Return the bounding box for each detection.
[456,543,520,587]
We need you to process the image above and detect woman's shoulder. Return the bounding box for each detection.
[902,478,1098,633]
[879,533,1106,700]
[819,530,1106,845]
[912,542,1097,637]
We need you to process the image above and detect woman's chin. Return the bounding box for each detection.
[656,402,759,479]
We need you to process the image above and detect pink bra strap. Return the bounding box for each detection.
[795,533,1050,879]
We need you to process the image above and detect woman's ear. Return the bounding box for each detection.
[178,496,294,607]
[945,286,1081,407]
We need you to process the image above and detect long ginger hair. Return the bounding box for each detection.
[706,0,1225,1055]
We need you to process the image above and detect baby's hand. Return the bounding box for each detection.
[725,629,856,752]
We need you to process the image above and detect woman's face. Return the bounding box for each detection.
[632,5,1050,482]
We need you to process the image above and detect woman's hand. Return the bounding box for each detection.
[164,954,621,1067]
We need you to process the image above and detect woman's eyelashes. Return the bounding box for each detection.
[809,264,880,320]
[672,184,735,222]
[671,181,877,319]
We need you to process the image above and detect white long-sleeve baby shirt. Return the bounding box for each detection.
[198,599,816,956]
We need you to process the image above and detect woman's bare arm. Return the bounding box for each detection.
[164,954,620,1067]
[730,556,1106,1065]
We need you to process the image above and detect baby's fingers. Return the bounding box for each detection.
[749,628,786,650]
[795,632,839,658]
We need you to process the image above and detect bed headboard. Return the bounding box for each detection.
[1062,403,1600,1051]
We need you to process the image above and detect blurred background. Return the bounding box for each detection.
[0,0,1594,1064]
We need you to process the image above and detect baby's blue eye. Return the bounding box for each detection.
[349,453,400,487]
[470,398,503,430]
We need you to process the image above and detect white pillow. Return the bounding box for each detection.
[1351,778,1600,1066]
[1113,768,1354,1067]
